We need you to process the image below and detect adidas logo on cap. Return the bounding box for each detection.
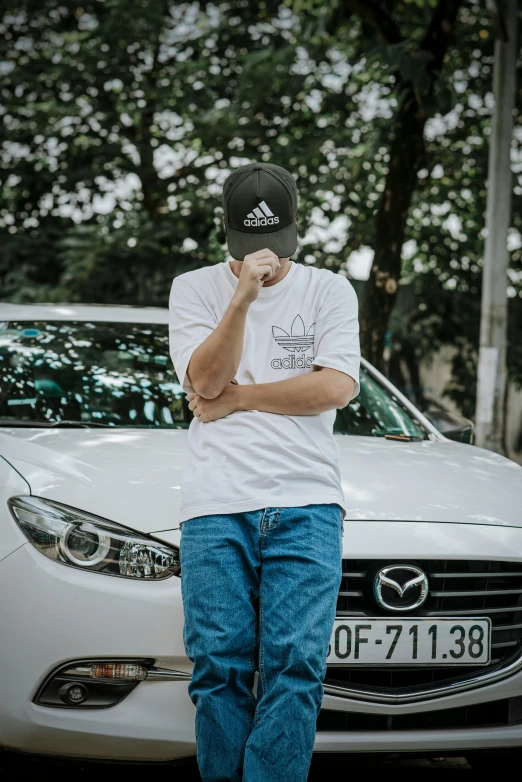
[244,200,280,227]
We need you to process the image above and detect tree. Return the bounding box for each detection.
[2,1,522,441]
[0,1,236,302]
[295,0,464,367]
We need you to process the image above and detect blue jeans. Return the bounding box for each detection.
[179,504,344,782]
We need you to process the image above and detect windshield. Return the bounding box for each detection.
[334,369,425,438]
[0,320,426,436]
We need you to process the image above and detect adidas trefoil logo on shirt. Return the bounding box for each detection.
[271,314,315,370]
[244,200,280,227]
[272,315,315,353]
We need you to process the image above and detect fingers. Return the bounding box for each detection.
[247,248,279,262]
[187,393,206,421]
[258,263,274,280]
[259,256,280,279]
[244,248,280,277]
[258,249,280,277]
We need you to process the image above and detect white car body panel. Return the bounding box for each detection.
[157,520,522,563]
[0,302,169,324]
[0,457,29,561]
[0,429,520,538]
[1,302,522,761]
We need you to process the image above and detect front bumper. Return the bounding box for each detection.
[2,521,522,761]
[0,543,195,761]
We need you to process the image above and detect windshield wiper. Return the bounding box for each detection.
[384,433,424,442]
[0,419,119,429]
[48,420,120,428]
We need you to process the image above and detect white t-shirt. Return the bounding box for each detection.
[168,260,360,523]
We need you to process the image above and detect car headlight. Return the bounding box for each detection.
[8,496,180,580]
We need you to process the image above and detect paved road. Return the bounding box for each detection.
[0,750,470,779]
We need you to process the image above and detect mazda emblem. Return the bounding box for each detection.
[374,565,429,612]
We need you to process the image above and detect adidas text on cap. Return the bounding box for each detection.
[222,162,298,260]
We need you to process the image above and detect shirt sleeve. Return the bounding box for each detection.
[168,277,217,394]
[312,276,361,401]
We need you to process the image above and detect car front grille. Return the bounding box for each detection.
[326,559,522,696]
[317,696,522,731]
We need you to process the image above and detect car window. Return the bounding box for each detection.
[0,321,190,428]
[0,320,425,436]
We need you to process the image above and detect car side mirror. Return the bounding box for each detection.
[442,423,474,445]
[421,402,474,446]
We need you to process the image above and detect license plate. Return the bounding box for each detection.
[327,617,491,666]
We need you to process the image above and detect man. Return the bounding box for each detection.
[169,162,360,781]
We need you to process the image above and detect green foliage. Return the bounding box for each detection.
[1,0,521,421]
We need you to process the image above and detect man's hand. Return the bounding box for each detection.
[187,382,240,423]
[234,248,280,305]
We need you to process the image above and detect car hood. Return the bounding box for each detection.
[1,429,521,541]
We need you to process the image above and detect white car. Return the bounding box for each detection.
[1,302,522,768]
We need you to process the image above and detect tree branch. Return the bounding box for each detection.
[486,0,509,41]
[342,0,403,44]
[420,0,464,68]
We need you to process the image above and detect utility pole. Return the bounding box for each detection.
[475,0,518,453]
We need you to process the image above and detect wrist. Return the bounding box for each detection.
[231,383,249,412]
[230,292,251,314]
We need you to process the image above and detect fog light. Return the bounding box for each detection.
[59,682,88,705]
[35,658,155,708]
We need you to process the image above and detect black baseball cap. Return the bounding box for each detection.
[222,162,298,260]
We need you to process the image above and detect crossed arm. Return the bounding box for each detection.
[185,297,355,423]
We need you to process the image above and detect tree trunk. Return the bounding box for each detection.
[138,140,164,220]
[359,97,425,368]
[350,0,463,370]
